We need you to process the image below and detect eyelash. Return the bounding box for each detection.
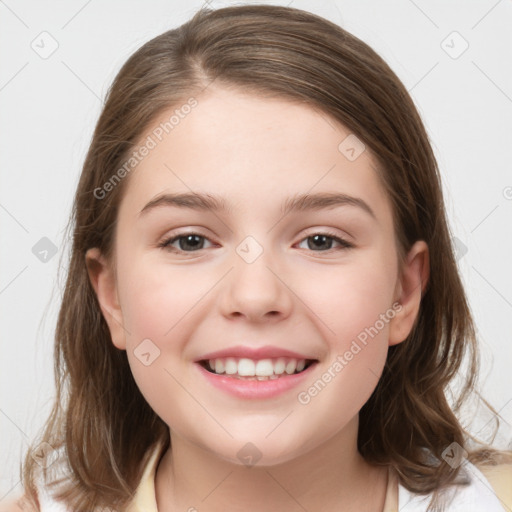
[157,230,354,254]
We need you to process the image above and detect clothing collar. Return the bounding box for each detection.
[127,442,399,511]
[127,443,504,512]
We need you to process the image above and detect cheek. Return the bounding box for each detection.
[294,281,392,442]
[117,256,216,407]
[296,251,397,346]
[291,252,396,407]
[118,255,209,343]
[118,260,210,430]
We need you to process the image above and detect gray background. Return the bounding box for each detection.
[1,0,511,500]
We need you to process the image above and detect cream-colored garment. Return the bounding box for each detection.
[4,456,509,512]
[16,441,508,511]
[126,443,511,512]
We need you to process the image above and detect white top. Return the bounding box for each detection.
[398,461,508,511]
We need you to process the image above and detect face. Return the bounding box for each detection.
[87,85,428,466]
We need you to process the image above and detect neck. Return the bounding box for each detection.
[154,416,388,512]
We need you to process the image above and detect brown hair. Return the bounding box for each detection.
[19,4,511,511]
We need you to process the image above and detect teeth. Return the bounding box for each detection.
[205,357,309,377]
[215,359,225,374]
[238,358,255,376]
[285,360,296,374]
[255,359,274,376]
[225,357,237,375]
[274,358,286,374]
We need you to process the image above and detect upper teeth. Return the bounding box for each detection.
[208,357,307,377]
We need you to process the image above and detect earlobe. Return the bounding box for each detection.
[85,248,127,350]
[388,240,430,347]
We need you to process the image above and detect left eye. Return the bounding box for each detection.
[158,232,353,254]
[159,233,213,252]
[297,233,353,251]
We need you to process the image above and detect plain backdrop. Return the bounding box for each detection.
[1,0,511,500]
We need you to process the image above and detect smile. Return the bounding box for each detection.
[199,357,315,380]
[195,357,319,399]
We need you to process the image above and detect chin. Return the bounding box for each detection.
[203,435,310,468]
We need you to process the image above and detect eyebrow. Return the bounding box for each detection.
[139,191,376,219]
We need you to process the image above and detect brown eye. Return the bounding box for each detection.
[158,231,353,255]
[159,233,213,253]
[297,232,353,252]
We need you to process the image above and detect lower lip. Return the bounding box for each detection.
[195,362,318,399]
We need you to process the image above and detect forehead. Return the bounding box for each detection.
[118,86,393,226]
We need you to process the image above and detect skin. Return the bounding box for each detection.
[86,85,429,511]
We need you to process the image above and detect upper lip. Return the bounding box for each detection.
[195,345,318,362]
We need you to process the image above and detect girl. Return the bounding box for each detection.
[9,4,512,511]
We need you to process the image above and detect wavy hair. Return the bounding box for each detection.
[19,4,511,511]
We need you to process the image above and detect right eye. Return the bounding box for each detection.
[158,233,215,253]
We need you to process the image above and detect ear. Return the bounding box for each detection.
[388,240,430,346]
[85,247,127,350]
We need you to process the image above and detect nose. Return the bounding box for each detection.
[219,243,294,324]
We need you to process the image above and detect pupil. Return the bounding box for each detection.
[309,235,331,251]
[180,235,202,251]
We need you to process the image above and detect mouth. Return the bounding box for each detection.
[197,357,318,380]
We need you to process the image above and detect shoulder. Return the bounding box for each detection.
[397,460,512,511]
[476,461,512,509]
[0,495,36,511]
